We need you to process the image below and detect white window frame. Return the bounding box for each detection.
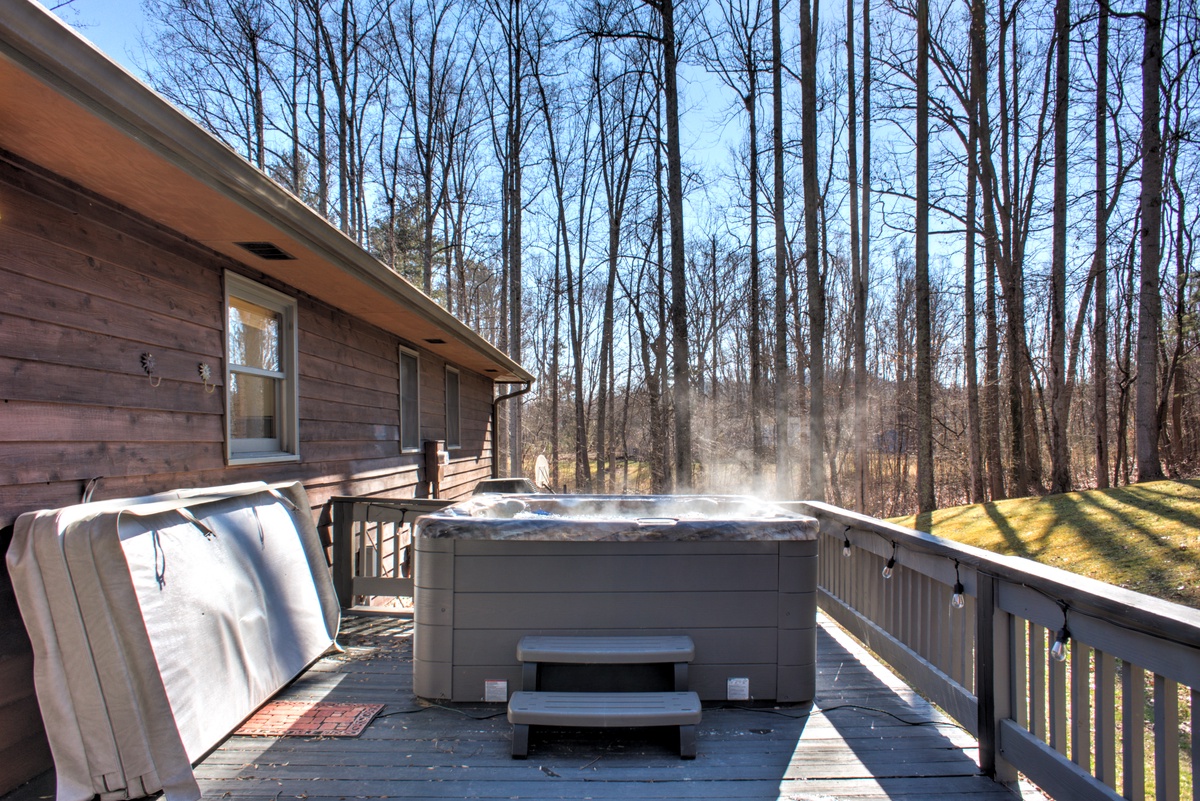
[445,366,461,449]
[399,346,421,453]
[224,271,300,465]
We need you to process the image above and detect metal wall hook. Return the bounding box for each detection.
[82,476,102,504]
[198,362,215,393]
[141,352,162,387]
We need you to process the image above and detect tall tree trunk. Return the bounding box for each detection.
[1049,0,1070,493]
[1116,233,1138,485]
[747,71,764,481]
[316,15,329,218]
[799,0,824,501]
[552,231,561,492]
[658,0,694,489]
[859,0,871,510]
[535,54,573,491]
[710,235,721,473]
[994,0,1031,496]
[985,246,1005,499]
[594,46,613,493]
[291,4,302,194]
[1135,0,1164,482]
[655,95,672,489]
[772,0,792,498]
[972,0,1005,500]
[1094,0,1110,488]
[596,241,617,492]
[915,0,934,512]
[847,0,865,513]
[507,0,524,478]
[964,0,984,504]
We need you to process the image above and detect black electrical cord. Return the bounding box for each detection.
[375,702,508,721]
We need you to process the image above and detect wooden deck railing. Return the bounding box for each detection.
[789,502,1199,801]
[327,494,1197,800]
[329,497,452,607]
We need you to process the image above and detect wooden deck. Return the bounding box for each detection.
[6,613,1037,801]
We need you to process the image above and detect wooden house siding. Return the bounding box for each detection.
[0,150,497,523]
[0,151,497,792]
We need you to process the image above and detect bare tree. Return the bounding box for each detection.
[799,0,824,500]
[388,0,477,294]
[771,0,792,498]
[846,0,865,512]
[963,0,984,503]
[914,0,933,512]
[144,0,276,168]
[595,39,652,492]
[1135,0,1165,481]
[649,0,695,488]
[1094,0,1110,488]
[1047,0,1070,493]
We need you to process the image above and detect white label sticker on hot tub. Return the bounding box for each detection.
[727,677,750,701]
[484,680,508,702]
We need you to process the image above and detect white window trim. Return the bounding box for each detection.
[224,271,300,465]
[445,366,461,450]
[399,345,421,453]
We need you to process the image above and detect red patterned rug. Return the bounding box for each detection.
[235,701,385,737]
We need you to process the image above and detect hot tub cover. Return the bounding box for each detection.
[7,482,339,801]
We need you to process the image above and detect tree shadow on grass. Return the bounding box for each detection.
[1054,485,1200,603]
[980,501,1036,560]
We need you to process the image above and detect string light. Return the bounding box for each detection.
[951,560,966,609]
[882,542,897,580]
[1051,604,1070,662]
[838,530,1079,664]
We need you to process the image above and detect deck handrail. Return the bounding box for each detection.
[329,496,453,607]
[788,501,1199,801]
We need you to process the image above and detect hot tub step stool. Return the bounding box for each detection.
[516,634,695,691]
[509,635,700,759]
[508,691,701,759]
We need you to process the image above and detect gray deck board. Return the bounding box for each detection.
[4,612,1040,801]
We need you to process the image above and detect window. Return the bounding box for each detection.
[445,367,461,449]
[399,347,420,452]
[224,272,298,463]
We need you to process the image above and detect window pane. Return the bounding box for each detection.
[230,372,278,440]
[401,351,419,450]
[228,296,281,371]
[446,370,460,447]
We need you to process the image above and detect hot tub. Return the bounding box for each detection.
[412,495,818,704]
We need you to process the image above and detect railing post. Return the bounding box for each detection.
[331,498,354,609]
[976,572,1017,784]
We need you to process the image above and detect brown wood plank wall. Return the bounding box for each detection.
[0,151,497,793]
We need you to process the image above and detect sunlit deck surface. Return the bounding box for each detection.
[9,613,1037,801]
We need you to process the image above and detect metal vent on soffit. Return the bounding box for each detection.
[236,241,296,261]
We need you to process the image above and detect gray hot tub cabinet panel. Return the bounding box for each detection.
[413,536,818,703]
[452,551,782,593]
[453,591,785,630]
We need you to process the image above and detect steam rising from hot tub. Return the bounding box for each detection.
[446,494,799,522]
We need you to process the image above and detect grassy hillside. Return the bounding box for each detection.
[891,479,1200,608]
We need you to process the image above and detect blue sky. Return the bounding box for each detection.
[41,0,149,70]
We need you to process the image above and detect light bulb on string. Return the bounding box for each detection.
[1050,628,1070,662]
[1050,603,1071,662]
[950,560,966,609]
[882,542,897,580]
[842,527,852,558]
